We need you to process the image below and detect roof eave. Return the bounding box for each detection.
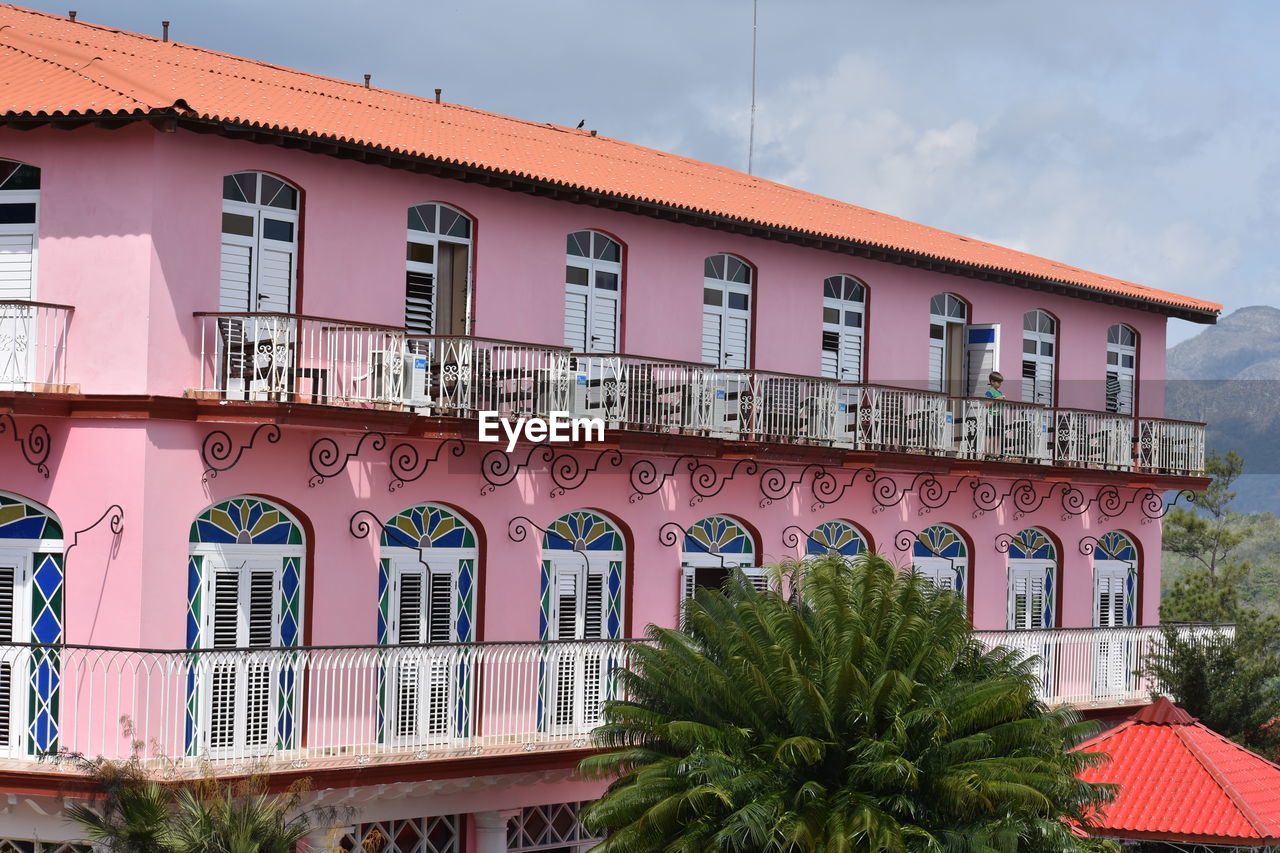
[0,109,1221,324]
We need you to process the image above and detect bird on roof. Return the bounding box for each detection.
[576,119,585,129]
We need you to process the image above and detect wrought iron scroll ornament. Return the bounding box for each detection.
[308,432,387,488]
[549,448,623,498]
[894,529,917,553]
[1139,488,1196,523]
[349,509,383,541]
[660,520,733,568]
[201,424,280,483]
[1078,535,1100,557]
[810,466,873,511]
[628,455,694,503]
[993,531,1014,554]
[0,414,51,478]
[687,458,759,507]
[781,524,812,551]
[758,464,825,508]
[65,504,125,560]
[480,444,555,496]
[388,438,465,492]
[507,515,591,565]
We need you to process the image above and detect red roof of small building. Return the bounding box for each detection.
[0,4,1220,320]
[1074,698,1280,845]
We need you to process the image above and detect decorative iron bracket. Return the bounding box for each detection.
[549,448,623,498]
[308,432,386,487]
[65,504,125,560]
[387,438,466,492]
[201,424,280,483]
[480,445,555,496]
[0,414,51,478]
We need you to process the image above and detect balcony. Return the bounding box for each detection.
[186,317,1205,477]
[0,625,1228,771]
[974,624,1232,708]
[0,299,72,392]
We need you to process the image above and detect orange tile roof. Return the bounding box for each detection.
[1073,698,1280,845]
[0,4,1220,319]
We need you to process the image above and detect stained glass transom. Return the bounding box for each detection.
[382,505,476,549]
[1097,531,1137,562]
[507,802,601,852]
[544,511,622,552]
[806,520,867,556]
[0,496,61,540]
[190,499,301,546]
[1008,528,1056,560]
[914,524,967,559]
[338,815,460,853]
[684,516,753,556]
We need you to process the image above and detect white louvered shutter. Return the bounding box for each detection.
[0,233,34,301]
[702,306,722,366]
[425,570,453,736]
[723,313,749,369]
[1008,563,1050,630]
[405,272,435,335]
[581,572,606,723]
[0,564,16,750]
[590,287,619,352]
[564,286,589,351]
[218,242,253,312]
[255,244,294,313]
[393,571,423,739]
[914,558,957,592]
[208,570,241,751]
[243,571,275,749]
[928,338,945,392]
[1093,563,1133,696]
[206,566,277,753]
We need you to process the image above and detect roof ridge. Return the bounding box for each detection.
[1173,724,1279,841]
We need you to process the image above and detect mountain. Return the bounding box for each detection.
[1166,306,1280,512]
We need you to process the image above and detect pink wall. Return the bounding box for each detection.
[1,126,1174,414]
[0,418,1162,651]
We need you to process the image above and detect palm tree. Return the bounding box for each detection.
[580,554,1116,852]
[64,756,335,853]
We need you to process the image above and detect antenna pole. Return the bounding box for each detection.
[748,0,758,175]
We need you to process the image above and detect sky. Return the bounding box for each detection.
[25,0,1277,344]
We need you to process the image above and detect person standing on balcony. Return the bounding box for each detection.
[983,371,1006,456]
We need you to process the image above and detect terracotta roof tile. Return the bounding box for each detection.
[0,5,1221,318]
[1074,699,1280,844]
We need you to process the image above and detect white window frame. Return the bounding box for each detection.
[0,164,40,389]
[564,230,622,353]
[1106,324,1138,415]
[544,553,620,736]
[0,546,34,759]
[1007,559,1055,630]
[821,274,865,382]
[189,542,302,759]
[928,293,968,393]
[382,547,472,746]
[406,203,474,336]
[702,254,753,369]
[220,172,300,314]
[1093,558,1137,697]
[1022,310,1057,406]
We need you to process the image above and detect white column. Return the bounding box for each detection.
[474,810,517,853]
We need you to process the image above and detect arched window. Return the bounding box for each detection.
[1,160,41,390]
[702,254,752,368]
[220,172,299,314]
[805,520,868,557]
[0,492,62,757]
[187,497,304,757]
[1022,310,1057,405]
[928,293,971,394]
[378,504,478,745]
[406,203,473,335]
[681,515,762,603]
[1007,528,1056,629]
[1106,324,1137,414]
[912,524,968,601]
[564,230,621,352]
[541,511,625,732]
[821,275,866,381]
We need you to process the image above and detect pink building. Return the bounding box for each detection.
[0,6,1221,852]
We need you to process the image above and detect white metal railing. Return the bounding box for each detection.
[0,300,72,391]
[952,397,1052,463]
[570,354,715,433]
[1051,409,1134,469]
[405,335,570,419]
[0,640,632,769]
[1136,418,1206,477]
[194,313,407,407]
[975,623,1233,708]
[835,384,953,453]
[713,370,839,443]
